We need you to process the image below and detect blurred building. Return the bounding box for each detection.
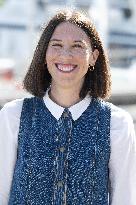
[0,0,136,105]
[109,0,136,67]
[0,0,136,70]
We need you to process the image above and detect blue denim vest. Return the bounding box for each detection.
[9,97,111,205]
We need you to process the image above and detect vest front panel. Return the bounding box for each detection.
[8,97,111,205]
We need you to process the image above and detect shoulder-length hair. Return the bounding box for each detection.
[23,10,111,99]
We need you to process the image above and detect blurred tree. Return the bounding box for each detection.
[0,0,5,7]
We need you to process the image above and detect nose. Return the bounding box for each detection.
[60,47,73,59]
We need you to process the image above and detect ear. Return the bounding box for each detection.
[89,49,99,65]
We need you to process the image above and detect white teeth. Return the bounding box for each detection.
[57,64,76,72]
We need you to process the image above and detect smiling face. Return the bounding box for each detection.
[46,22,99,91]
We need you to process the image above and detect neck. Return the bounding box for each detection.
[49,86,82,108]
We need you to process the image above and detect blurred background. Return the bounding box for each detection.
[0,0,136,130]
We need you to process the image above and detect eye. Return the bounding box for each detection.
[72,44,83,48]
[51,43,62,47]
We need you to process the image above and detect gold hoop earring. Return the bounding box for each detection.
[89,65,95,71]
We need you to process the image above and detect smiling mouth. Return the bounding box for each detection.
[55,63,77,73]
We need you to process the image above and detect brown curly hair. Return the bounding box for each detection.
[23,10,111,99]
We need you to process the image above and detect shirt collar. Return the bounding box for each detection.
[43,90,91,121]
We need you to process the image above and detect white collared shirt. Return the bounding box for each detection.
[0,92,136,205]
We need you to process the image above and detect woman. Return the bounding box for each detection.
[0,10,136,205]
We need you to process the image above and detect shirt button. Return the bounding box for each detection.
[63,112,69,118]
[59,147,65,152]
[57,181,63,187]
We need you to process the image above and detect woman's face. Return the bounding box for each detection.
[46,22,99,90]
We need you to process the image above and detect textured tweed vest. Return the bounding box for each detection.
[8,97,111,205]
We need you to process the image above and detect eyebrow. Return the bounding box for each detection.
[50,39,62,42]
[74,40,84,43]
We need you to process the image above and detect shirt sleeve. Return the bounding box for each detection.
[109,104,136,205]
[0,99,23,205]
